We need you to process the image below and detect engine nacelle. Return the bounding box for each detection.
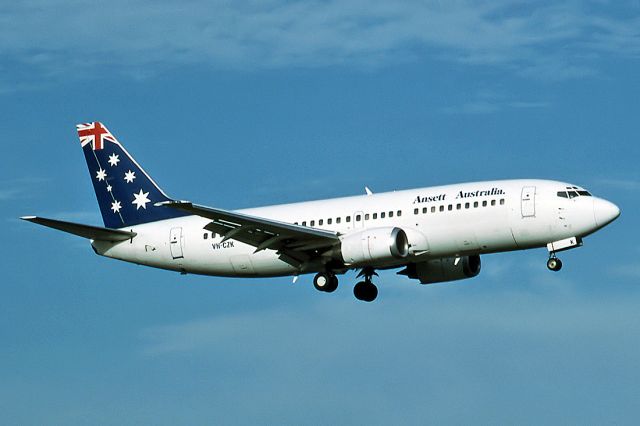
[340,227,409,266]
[403,255,481,284]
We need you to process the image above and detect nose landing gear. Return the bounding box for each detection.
[547,256,563,272]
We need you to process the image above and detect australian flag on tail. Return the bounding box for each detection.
[77,122,189,229]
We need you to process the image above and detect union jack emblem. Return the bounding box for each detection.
[77,122,116,150]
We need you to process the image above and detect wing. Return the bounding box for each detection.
[157,201,340,269]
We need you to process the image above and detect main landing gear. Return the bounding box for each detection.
[353,268,378,302]
[312,269,379,302]
[547,255,563,272]
[313,272,338,293]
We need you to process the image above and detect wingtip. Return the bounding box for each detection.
[20,215,37,221]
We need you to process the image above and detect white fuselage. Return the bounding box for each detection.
[91,179,614,277]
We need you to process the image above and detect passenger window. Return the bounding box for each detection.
[310,220,315,226]
[355,215,361,221]
[336,217,341,224]
[422,207,428,214]
[414,208,419,215]
[389,211,394,218]
[474,201,478,208]
[294,222,298,225]
[203,233,208,240]
[439,205,444,212]
[397,210,402,217]
[365,213,370,220]
[482,201,487,207]
[328,218,332,225]
[431,206,436,213]
[302,221,307,226]
[456,203,461,210]
[491,200,496,206]
[373,213,378,219]
[381,212,386,218]
[346,216,351,222]
[465,202,470,209]
[448,205,453,211]
[500,199,505,205]
[319,219,323,226]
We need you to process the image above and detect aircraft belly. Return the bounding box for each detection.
[184,239,296,277]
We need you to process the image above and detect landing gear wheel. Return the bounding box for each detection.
[547,257,563,272]
[325,275,338,293]
[314,272,338,292]
[353,281,378,302]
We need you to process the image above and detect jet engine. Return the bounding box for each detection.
[401,255,481,284]
[340,227,409,266]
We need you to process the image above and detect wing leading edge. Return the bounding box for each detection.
[157,201,341,269]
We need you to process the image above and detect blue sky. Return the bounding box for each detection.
[2,0,640,424]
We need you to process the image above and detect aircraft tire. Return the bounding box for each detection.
[547,257,562,272]
[313,272,333,292]
[354,281,378,302]
[323,275,338,293]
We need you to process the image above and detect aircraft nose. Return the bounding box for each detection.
[593,198,620,228]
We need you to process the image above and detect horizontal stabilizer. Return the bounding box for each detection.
[21,216,136,242]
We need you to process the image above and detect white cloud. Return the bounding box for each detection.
[2,0,640,85]
[139,278,621,357]
[442,89,550,114]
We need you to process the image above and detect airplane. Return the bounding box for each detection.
[22,122,620,302]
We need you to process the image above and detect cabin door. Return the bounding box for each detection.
[521,186,536,218]
[169,227,184,259]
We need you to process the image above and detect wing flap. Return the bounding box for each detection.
[21,216,136,242]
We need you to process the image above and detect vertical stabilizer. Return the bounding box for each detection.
[77,122,188,228]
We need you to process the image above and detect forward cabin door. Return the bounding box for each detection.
[521,186,536,218]
[169,227,184,259]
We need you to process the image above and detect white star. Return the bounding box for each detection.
[124,170,136,183]
[106,184,112,192]
[111,200,122,213]
[96,168,107,181]
[108,153,120,167]
[132,189,151,210]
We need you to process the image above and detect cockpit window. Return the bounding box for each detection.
[559,188,592,198]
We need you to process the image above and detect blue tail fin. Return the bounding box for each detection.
[77,122,189,228]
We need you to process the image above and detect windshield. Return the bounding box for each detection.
[557,186,591,199]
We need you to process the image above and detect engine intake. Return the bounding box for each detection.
[340,227,409,266]
[402,255,481,284]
